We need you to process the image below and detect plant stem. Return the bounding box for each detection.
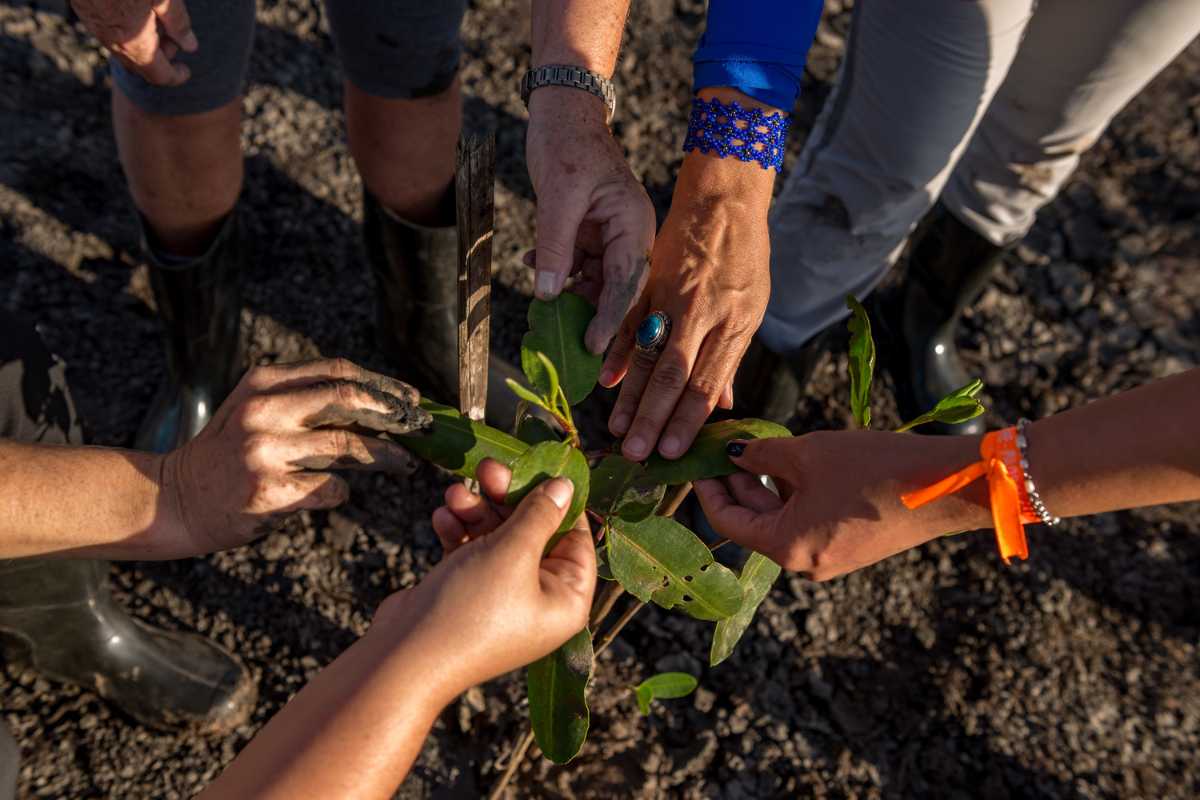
[709,537,730,552]
[489,482,696,797]
[589,581,625,631]
[594,597,646,658]
[661,482,693,517]
[487,728,535,800]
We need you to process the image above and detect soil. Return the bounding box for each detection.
[2,1,1198,798]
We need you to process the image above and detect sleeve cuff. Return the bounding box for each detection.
[693,60,802,111]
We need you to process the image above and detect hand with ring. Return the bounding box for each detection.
[600,98,778,462]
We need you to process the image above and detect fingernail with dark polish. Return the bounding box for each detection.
[726,441,747,457]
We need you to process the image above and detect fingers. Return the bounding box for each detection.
[727,437,797,479]
[693,478,779,551]
[474,458,514,506]
[242,378,426,435]
[112,12,189,86]
[444,482,506,536]
[153,0,198,52]
[656,327,748,459]
[241,358,420,404]
[534,193,589,301]
[494,477,574,555]
[586,249,651,356]
[252,429,417,474]
[599,291,649,390]
[541,515,598,597]
[431,507,469,552]
[615,327,707,462]
[725,472,785,513]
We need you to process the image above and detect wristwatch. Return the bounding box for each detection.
[520,64,616,123]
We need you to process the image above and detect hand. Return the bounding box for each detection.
[375,459,595,698]
[525,87,656,354]
[161,358,427,555]
[694,432,993,581]
[602,151,773,462]
[71,0,197,86]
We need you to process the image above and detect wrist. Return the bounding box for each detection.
[917,434,993,535]
[527,84,609,127]
[368,591,465,709]
[672,151,775,221]
[150,449,199,557]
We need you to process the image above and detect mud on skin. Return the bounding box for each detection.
[0,0,1198,798]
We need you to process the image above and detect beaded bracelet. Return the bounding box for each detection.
[683,97,790,172]
[1016,418,1061,526]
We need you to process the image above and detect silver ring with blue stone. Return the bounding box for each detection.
[635,310,671,355]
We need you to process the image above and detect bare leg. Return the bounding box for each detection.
[344,77,461,226]
[112,87,243,256]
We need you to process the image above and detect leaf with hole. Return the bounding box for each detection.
[643,419,791,485]
[846,294,876,429]
[895,378,986,432]
[522,294,603,406]
[588,456,666,522]
[633,672,698,715]
[505,441,590,547]
[395,400,528,479]
[606,516,744,621]
[528,627,592,764]
[710,551,782,667]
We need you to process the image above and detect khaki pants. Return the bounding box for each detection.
[760,0,1200,353]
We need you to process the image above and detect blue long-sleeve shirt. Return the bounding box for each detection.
[693,0,824,110]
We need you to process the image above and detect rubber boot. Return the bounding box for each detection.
[0,559,255,734]
[731,329,834,427]
[363,189,525,429]
[0,721,15,800]
[881,204,1010,436]
[135,210,246,453]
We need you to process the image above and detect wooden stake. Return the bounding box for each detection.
[456,132,494,423]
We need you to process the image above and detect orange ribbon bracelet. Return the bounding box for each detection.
[900,427,1038,564]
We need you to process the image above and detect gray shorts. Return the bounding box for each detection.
[113,0,468,116]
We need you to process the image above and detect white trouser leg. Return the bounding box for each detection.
[944,0,1200,246]
[761,0,1035,354]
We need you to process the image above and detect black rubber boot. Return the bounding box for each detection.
[731,329,834,427]
[135,210,246,453]
[0,721,15,800]
[883,204,1011,436]
[363,189,525,429]
[0,559,255,734]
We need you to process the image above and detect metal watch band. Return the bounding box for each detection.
[520,64,616,123]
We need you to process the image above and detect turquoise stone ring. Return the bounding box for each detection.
[635,311,671,354]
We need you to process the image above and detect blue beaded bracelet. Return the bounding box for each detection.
[683,97,790,172]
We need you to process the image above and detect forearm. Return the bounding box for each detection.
[1024,369,1200,518]
[0,441,184,559]
[531,0,629,74]
[199,602,457,800]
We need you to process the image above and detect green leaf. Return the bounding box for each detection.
[643,419,791,485]
[516,415,560,445]
[522,294,603,406]
[606,516,744,621]
[588,456,666,523]
[528,627,592,764]
[396,400,528,478]
[709,552,782,667]
[596,545,616,581]
[845,294,876,429]
[506,377,552,412]
[505,441,590,546]
[633,672,699,715]
[894,378,986,432]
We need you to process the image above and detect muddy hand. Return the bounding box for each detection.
[162,358,427,555]
[525,87,655,355]
[71,0,197,86]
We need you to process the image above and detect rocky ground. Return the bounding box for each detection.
[2,0,1198,797]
